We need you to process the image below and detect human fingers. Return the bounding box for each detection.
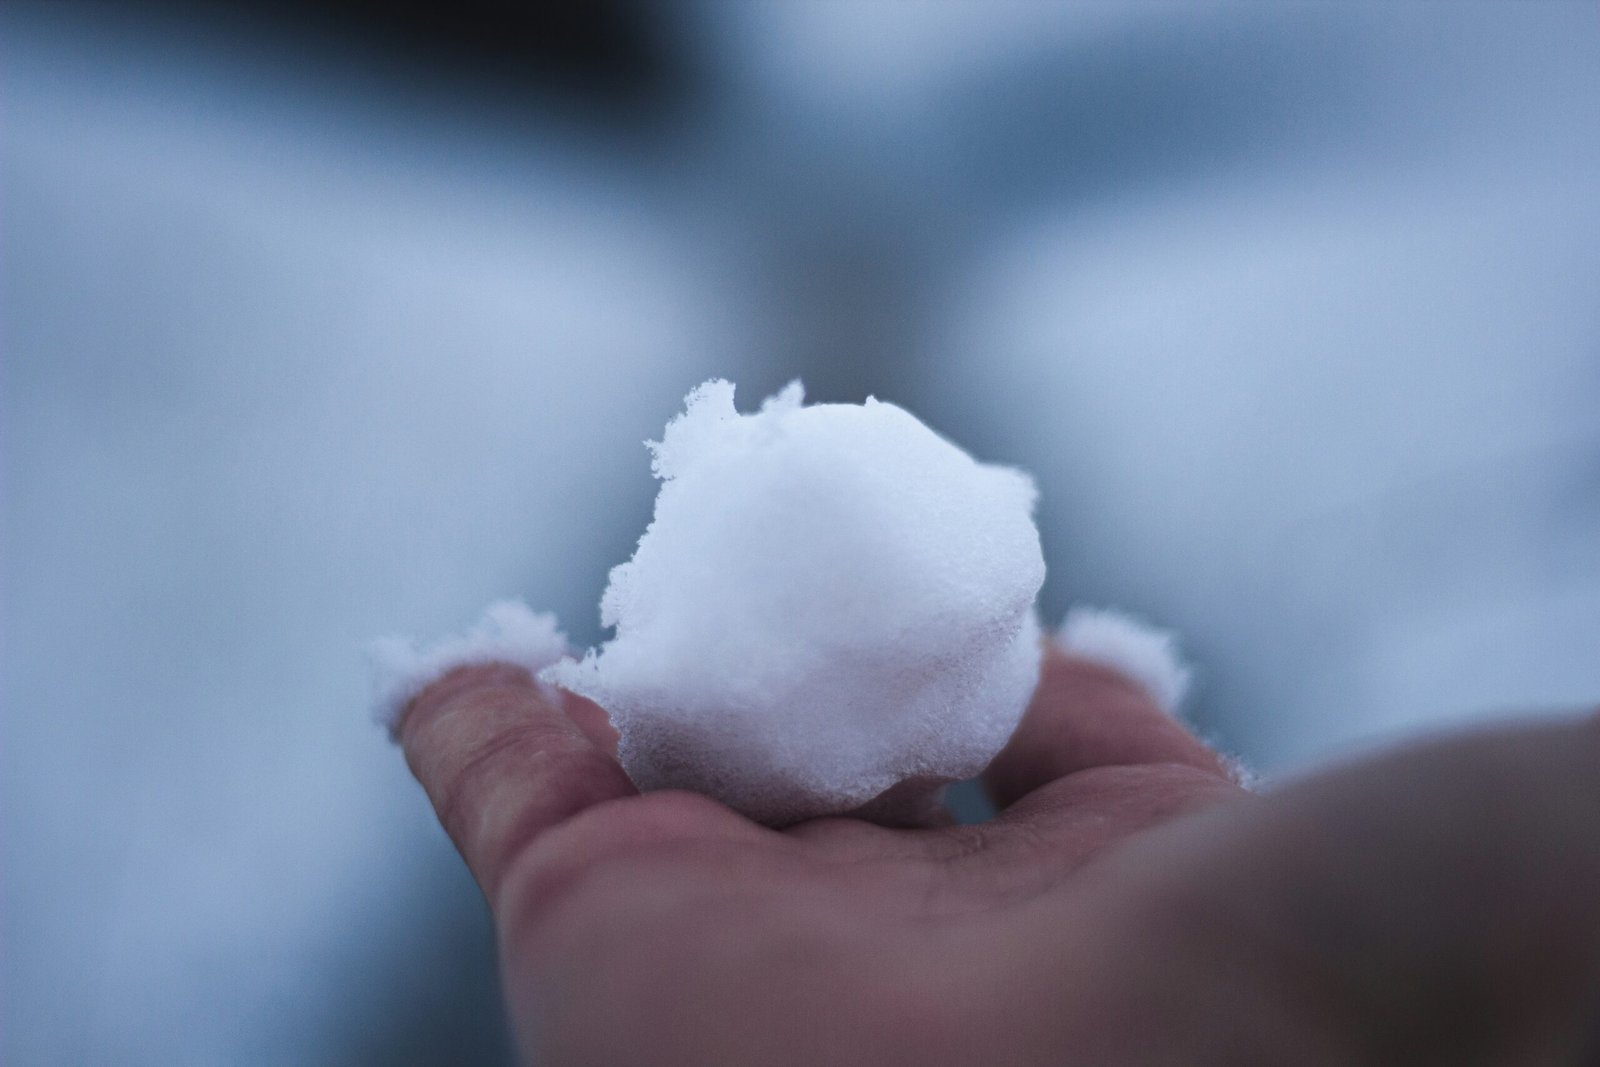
[398,662,638,905]
[560,687,621,756]
[982,642,1233,810]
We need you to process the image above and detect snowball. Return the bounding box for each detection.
[1056,606,1191,715]
[541,379,1046,824]
[369,600,567,732]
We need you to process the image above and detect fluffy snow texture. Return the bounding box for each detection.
[1056,606,1191,715]
[542,380,1047,825]
[369,600,567,731]
[1051,609,1260,786]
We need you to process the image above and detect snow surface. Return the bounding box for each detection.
[543,380,1046,824]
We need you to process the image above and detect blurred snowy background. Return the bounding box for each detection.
[4,1,1597,1062]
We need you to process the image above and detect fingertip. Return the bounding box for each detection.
[399,662,637,902]
[1056,607,1191,716]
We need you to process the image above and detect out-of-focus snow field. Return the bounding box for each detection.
[2,9,751,1062]
[3,3,1597,1062]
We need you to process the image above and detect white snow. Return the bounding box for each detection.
[1056,607,1191,716]
[543,379,1047,824]
[370,602,568,731]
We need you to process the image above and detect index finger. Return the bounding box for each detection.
[399,663,637,906]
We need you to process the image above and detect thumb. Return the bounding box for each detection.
[1048,712,1600,1064]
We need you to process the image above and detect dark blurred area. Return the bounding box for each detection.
[4,2,1597,1062]
[131,0,693,121]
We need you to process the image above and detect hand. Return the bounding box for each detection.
[397,649,1600,1065]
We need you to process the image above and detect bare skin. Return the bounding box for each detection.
[398,647,1600,1065]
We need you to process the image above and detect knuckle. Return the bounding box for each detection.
[432,718,570,842]
[495,791,752,933]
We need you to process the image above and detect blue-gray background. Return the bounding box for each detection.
[4,2,1597,1062]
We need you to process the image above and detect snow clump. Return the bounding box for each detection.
[542,379,1045,824]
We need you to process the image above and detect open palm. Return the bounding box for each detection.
[399,650,1600,1065]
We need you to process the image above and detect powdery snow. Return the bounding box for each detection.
[370,601,567,732]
